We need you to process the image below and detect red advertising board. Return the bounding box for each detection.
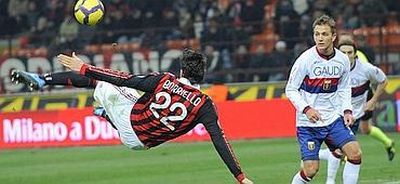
[0,99,296,149]
[0,108,120,149]
[175,99,296,141]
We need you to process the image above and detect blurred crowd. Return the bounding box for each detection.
[1,0,400,83]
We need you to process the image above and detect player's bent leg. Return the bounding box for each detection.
[364,122,392,147]
[291,160,319,184]
[302,160,319,178]
[341,141,362,184]
[93,81,146,150]
[295,125,329,183]
[326,118,360,184]
[342,141,362,161]
[295,126,327,183]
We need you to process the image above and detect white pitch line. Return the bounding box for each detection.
[359,179,400,184]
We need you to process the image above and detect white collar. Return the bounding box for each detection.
[178,77,200,89]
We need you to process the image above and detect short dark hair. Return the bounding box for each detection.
[180,48,206,84]
[312,15,336,34]
[338,37,357,52]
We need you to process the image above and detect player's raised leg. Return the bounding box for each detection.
[11,70,97,90]
[10,70,120,131]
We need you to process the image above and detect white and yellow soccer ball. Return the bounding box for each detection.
[74,0,105,26]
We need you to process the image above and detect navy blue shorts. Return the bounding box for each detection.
[297,117,356,160]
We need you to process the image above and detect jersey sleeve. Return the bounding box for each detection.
[196,98,244,181]
[79,64,163,93]
[285,54,310,113]
[365,63,387,84]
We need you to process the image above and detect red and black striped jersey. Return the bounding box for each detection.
[131,73,207,147]
[81,65,244,181]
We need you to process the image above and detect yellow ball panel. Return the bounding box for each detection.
[74,10,86,24]
[74,0,84,11]
[82,0,100,10]
[87,9,104,26]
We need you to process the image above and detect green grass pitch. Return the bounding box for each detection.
[0,133,399,184]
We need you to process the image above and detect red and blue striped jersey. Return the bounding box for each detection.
[286,46,353,127]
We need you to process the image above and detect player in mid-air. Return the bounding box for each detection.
[285,15,362,184]
[318,36,395,184]
[10,49,253,184]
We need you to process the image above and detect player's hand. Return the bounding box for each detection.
[240,178,254,184]
[57,52,85,72]
[343,113,354,127]
[364,99,377,111]
[305,107,322,123]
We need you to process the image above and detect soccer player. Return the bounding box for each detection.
[319,36,395,184]
[11,49,253,184]
[285,15,362,184]
[339,35,395,160]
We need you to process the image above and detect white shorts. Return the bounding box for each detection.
[93,81,146,150]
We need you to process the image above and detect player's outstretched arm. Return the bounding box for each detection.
[365,79,387,111]
[198,99,253,183]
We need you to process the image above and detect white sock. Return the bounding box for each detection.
[291,171,310,184]
[343,161,360,184]
[326,153,341,184]
[319,148,330,160]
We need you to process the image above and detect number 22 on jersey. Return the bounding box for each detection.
[149,92,188,131]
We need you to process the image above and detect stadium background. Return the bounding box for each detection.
[0,0,399,183]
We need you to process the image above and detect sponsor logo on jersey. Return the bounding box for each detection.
[323,79,332,91]
[307,141,315,151]
[313,66,340,76]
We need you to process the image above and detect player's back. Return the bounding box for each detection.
[130,73,208,148]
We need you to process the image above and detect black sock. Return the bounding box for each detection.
[43,71,97,88]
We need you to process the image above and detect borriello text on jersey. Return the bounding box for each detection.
[162,80,202,106]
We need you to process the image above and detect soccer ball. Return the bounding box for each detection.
[74,0,105,26]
